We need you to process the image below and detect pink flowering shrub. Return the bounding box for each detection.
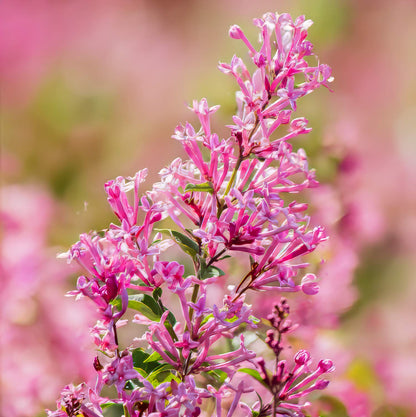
[49,12,338,416]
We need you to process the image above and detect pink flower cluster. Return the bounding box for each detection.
[255,299,334,416]
[50,12,335,417]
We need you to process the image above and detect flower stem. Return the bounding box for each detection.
[189,284,200,321]
[224,154,243,195]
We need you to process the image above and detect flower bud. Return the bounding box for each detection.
[229,25,243,39]
[314,379,330,390]
[294,349,311,365]
[318,359,334,373]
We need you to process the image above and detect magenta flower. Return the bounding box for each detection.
[102,350,139,395]
[50,11,335,417]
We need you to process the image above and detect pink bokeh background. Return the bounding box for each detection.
[1,1,416,416]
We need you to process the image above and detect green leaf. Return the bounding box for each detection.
[149,289,177,327]
[102,402,124,415]
[127,294,163,321]
[200,262,226,280]
[132,348,150,368]
[144,351,162,363]
[166,310,177,327]
[133,293,162,313]
[132,348,162,374]
[207,265,225,277]
[159,372,181,384]
[111,293,161,318]
[155,229,199,259]
[146,363,175,386]
[128,299,160,322]
[204,369,228,385]
[238,368,269,388]
[184,182,214,193]
[171,230,199,258]
[152,287,162,300]
[101,402,119,410]
[110,298,122,310]
[135,367,148,378]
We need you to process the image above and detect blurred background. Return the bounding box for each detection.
[1,0,416,416]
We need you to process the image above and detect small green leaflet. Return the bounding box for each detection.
[144,351,162,363]
[101,402,120,410]
[238,368,269,388]
[184,182,214,193]
[101,403,124,414]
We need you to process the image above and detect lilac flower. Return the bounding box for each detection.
[47,383,104,417]
[122,376,209,417]
[52,11,334,417]
[174,332,199,359]
[105,170,148,229]
[201,335,256,372]
[153,261,187,292]
[102,350,139,395]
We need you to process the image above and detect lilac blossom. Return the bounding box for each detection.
[51,12,335,416]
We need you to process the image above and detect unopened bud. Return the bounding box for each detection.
[294,349,311,365]
[314,379,330,390]
[318,359,334,373]
[229,25,243,39]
